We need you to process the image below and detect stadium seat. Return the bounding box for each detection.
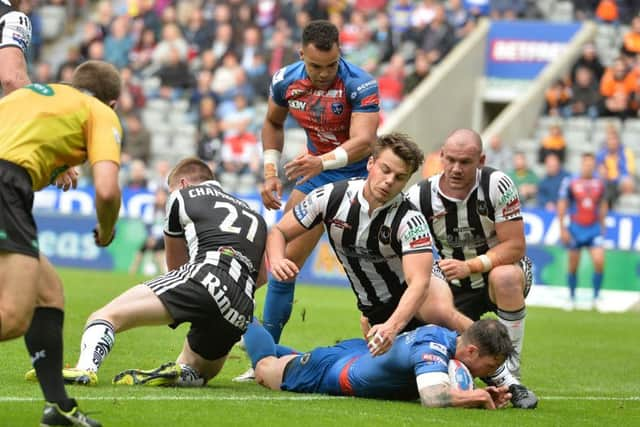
[565,117,593,133]
[614,194,640,214]
[549,1,574,22]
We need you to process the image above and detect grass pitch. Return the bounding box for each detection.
[0,268,638,426]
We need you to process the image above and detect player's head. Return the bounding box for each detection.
[71,60,121,108]
[456,319,513,378]
[580,152,596,178]
[167,157,215,191]
[300,20,340,90]
[440,128,485,194]
[365,133,423,206]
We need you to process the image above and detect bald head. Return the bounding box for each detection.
[444,128,483,156]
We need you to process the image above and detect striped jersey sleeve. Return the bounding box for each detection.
[490,171,523,223]
[397,209,432,254]
[293,183,333,229]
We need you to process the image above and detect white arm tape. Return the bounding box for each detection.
[321,146,349,171]
[416,372,450,391]
[263,149,281,177]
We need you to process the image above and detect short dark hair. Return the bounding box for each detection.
[71,60,121,105]
[302,20,339,51]
[582,152,595,160]
[167,157,214,187]
[373,132,424,174]
[462,319,514,358]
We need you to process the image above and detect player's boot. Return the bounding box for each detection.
[40,399,101,427]
[509,383,538,409]
[112,362,181,386]
[232,367,255,382]
[25,368,98,386]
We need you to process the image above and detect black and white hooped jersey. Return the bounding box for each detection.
[164,180,267,282]
[293,178,432,311]
[406,167,522,289]
[0,0,31,54]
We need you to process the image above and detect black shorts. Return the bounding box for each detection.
[361,299,424,333]
[144,261,254,360]
[139,236,165,253]
[432,257,533,321]
[0,159,38,258]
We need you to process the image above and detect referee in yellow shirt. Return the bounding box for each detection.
[0,60,123,427]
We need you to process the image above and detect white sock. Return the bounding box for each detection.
[488,362,519,387]
[497,306,526,374]
[76,320,115,372]
[176,363,205,387]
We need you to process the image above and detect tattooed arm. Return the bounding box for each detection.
[418,382,510,409]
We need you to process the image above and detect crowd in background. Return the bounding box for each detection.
[11,0,640,217]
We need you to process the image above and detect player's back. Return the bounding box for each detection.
[168,181,267,278]
[0,83,121,190]
[333,325,457,400]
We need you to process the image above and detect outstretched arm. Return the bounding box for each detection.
[419,383,511,409]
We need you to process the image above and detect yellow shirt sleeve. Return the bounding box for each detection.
[86,100,122,166]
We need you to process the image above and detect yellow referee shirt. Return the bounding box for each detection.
[0,83,121,190]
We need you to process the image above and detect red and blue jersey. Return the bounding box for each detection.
[270,58,380,173]
[559,176,605,226]
[280,325,457,400]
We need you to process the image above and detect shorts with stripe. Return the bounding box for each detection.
[144,260,255,360]
[0,159,38,258]
[432,256,533,321]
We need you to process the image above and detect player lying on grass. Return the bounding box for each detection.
[241,317,513,409]
[25,158,268,387]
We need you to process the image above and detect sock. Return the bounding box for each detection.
[262,279,295,343]
[76,320,115,372]
[24,307,74,410]
[487,362,519,387]
[593,272,603,299]
[568,272,577,300]
[177,364,205,387]
[243,317,277,368]
[497,306,526,378]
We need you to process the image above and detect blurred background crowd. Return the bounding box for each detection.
[13,0,640,215]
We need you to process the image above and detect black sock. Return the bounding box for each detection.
[24,307,74,411]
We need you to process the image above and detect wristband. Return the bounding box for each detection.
[466,254,493,274]
[263,149,281,178]
[478,254,493,272]
[320,146,348,171]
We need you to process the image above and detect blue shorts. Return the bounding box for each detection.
[294,158,368,194]
[567,223,603,249]
[281,339,366,395]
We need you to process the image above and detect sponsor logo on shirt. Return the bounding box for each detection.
[329,218,352,230]
[288,99,307,110]
[422,353,446,367]
[410,236,431,248]
[360,93,379,107]
[331,102,344,115]
[429,342,448,355]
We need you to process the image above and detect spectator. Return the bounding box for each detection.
[538,123,566,164]
[571,43,604,83]
[595,0,618,23]
[411,0,438,29]
[220,123,260,177]
[508,152,538,205]
[128,188,168,275]
[565,66,601,118]
[421,149,443,178]
[345,28,380,74]
[389,0,416,44]
[125,159,150,191]
[33,62,53,84]
[238,26,266,76]
[122,114,152,165]
[120,66,146,109]
[151,23,188,67]
[87,39,105,61]
[414,3,455,65]
[247,53,271,100]
[135,0,163,40]
[94,0,115,37]
[153,46,195,99]
[600,58,637,119]
[189,70,217,111]
[266,28,299,76]
[484,134,513,172]
[197,96,218,133]
[464,0,491,18]
[371,11,395,64]
[573,0,597,21]
[596,124,636,207]
[183,8,214,55]
[404,51,431,94]
[129,27,157,72]
[544,79,571,116]
[197,118,223,163]
[622,15,640,58]
[447,0,475,40]
[536,153,571,211]
[219,94,255,135]
[79,21,104,60]
[211,22,235,62]
[57,63,75,83]
[55,47,82,81]
[378,53,405,112]
[104,15,134,69]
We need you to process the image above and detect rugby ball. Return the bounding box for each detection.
[448,359,474,391]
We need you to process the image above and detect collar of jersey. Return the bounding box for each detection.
[356,180,403,216]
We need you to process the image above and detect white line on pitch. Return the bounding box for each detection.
[0,395,638,403]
